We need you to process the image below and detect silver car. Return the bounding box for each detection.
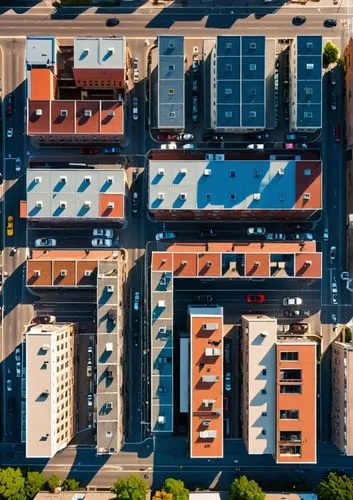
[91,238,112,247]
[34,238,57,247]
[93,229,113,238]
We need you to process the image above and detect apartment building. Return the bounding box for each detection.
[148,158,322,221]
[332,341,353,455]
[241,315,277,455]
[25,322,77,458]
[241,315,317,463]
[26,37,124,143]
[25,168,125,224]
[189,306,224,458]
[275,338,317,463]
[158,36,185,130]
[211,36,266,131]
[289,36,322,131]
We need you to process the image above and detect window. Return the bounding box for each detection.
[304,111,313,118]
[280,385,301,394]
[250,63,257,71]
[168,88,175,95]
[169,111,176,118]
[261,429,267,435]
[279,445,301,456]
[225,64,232,72]
[225,111,233,118]
[262,369,267,376]
[280,409,299,420]
[225,88,232,95]
[261,411,267,417]
[229,193,236,200]
[280,351,298,361]
[225,42,232,49]
[280,431,301,442]
[168,41,175,49]
[280,369,301,381]
[168,64,175,71]
[261,389,267,395]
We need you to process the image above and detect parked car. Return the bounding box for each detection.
[93,229,113,238]
[132,169,138,182]
[247,227,266,236]
[283,297,303,306]
[334,124,341,142]
[15,158,21,171]
[15,347,21,362]
[7,95,13,115]
[203,133,224,142]
[285,143,294,150]
[266,233,286,240]
[289,233,314,241]
[132,192,139,214]
[6,380,12,392]
[34,238,57,247]
[176,133,194,141]
[106,17,119,26]
[291,323,309,333]
[332,293,338,304]
[198,229,217,238]
[192,79,199,92]
[193,294,213,303]
[285,133,307,141]
[225,372,231,391]
[16,362,21,377]
[161,142,177,150]
[183,143,195,149]
[157,133,176,141]
[292,15,306,25]
[7,128,13,138]
[132,97,138,120]
[102,146,121,154]
[192,59,200,72]
[330,246,336,261]
[296,143,308,149]
[330,71,336,85]
[331,91,337,110]
[80,148,99,155]
[133,291,140,311]
[6,216,14,237]
[324,18,337,27]
[247,143,264,150]
[332,277,338,294]
[155,232,176,241]
[87,393,93,406]
[91,238,112,247]
[255,132,269,140]
[284,310,301,317]
[246,294,265,303]
[323,228,329,241]
[224,343,230,363]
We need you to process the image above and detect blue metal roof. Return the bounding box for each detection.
[216,36,265,129]
[158,36,184,129]
[296,36,322,129]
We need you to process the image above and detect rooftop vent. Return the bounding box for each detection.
[84,109,92,117]
[200,430,217,438]
[205,348,221,356]
[107,176,114,183]
[60,109,68,117]
[203,323,218,331]
[225,42,232,49]
[34,176,42,183]
[254,193,261,200]
[158,300,166,308]
[106,342,113,352]
[83,200,91,208]
[159,326,167,334]
[35,109,42,116]
[158,168,165,175]
[158,416,166,424]
[204,169,212,176]
[303,192,311,200]
[180,193,187,200]
[108,110,115,117]
[249,111,257,118]
[181,168,187,174]
[278,168,284,175]
[108,47,114,54]
[59,201,67,208]
[84,176,91,183]
[305,260,312,266]
[304,169,312,176]
[202,375,219,383]
[250,42,257,49]
[260,331,268,337]
[168,41,175,49]
[84,270,92,277]
[158,193,165,200]
[305,87,313,95]
[106,284,114,293]
[34,270,41,277]
[306,42,313,48]
[105,430,113,437]
[60,176,67,183]
[306,63,314,70]
[60,270,67,277]
[202,399,216,407]
[107,201,115,209]
[206,260,212,268]
[35,201,43,208]
[250,63,257,71]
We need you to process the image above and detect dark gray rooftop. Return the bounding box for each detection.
[158,36,185,129]
[296,36,322,129]
[216,36,266,129]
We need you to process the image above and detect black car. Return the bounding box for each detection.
[198,229,217,238]
[106,17,119,27]
[324,18,337,27]
[292,16,306,25]
[203,133,224,142]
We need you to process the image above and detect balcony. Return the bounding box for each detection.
[279,369,302,382]
[279,431,302,443]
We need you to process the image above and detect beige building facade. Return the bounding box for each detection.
[25,322,77,458]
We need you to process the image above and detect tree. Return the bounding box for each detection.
[163,478,189,500]
[317,472,353,500]
[324,42,339,65]
[62,478,80,491]
[24,471,46,499]
[0,467,25,500]
[47,474,61,493]
[112,474,148,500]
[229,475,265,500]
[152,491,173,500]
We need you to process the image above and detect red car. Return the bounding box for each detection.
[334,125,341,143]
[80,148,99,155]
[157,133,176,141]
[246,294,265,303]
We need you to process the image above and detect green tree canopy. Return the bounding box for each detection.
[324,42,339,65]
[24,471,46,499]
[112,474,148,500]
[229,475,265,500]
[162,478,189,500]
[47,474,62,493]
[152,491,173,500]
[0,467,25,500]
[317,472,353,500]
[62,478,80,491]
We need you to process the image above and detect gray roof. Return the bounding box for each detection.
[149,159,299,211]
[26,37,56,67]
[295,36,322,129]
[26,169,125,219]
[74,38,125,69]
[158,36,185,129]
[216,36,265,129]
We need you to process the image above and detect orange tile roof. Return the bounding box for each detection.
[151,252,173,272]
[295,161,322,209]
[174,253,198,277]
[51,101,75,134]
[245,253,270,277]
[53,261,76,286]
[99,193,124,218]
[28,100,51,133]
[197,253,221,277]
[295,252,322,278]
[76,101,100,134]
[167,242,317,253]
[30,68,54,100]
[27,261,52,286]
[190,308,223,458]
[77,261,98,286]
[101,102,123,134]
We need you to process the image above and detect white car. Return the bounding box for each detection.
[323,228,329,241]
[34,238,57,247]
[247,227,266,236]
[332,293,338,305]
[15,347,21,362]
[332,277,338,294]
[177,133,194,141]
[266,233,286,240]
[183,143,195,149]
[7,128,13,138]
[15,158,21,171]
[93,229,113,238]
[247,143,264,150]
[132,97,138,120]
[91,238,112,247]
[161,142,177,150]
[155,232,176,241]
[16,362,21,378]
[87,394,93,406]
[6,380,12,392]
[133,291,140,311]
[283,297,303,306]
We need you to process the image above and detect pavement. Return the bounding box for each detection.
[0,0,352,491]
